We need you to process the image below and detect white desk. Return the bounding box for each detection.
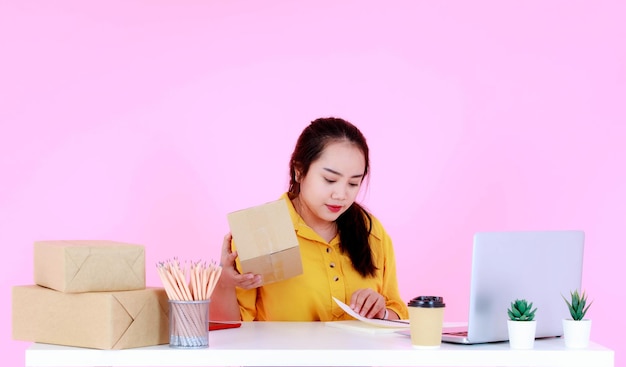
[25,321,614,367]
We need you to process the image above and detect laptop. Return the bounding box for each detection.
[442,230,585,344]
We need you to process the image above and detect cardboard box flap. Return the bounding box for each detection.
[239,247,302,284]
[110,289,169,349]
[69,245,143,282]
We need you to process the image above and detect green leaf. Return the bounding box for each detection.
[507,310,516,320]
[511,307,522,318]
[564,289,593,320]
[572,295,579,310]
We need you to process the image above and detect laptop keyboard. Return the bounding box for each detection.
[444,331,468,336]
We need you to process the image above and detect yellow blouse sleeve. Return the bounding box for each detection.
[232,241,258,321]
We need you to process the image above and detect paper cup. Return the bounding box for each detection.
[408,296,445,349]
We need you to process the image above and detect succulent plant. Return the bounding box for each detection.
[507,299,537,321]
[563,289,592,321]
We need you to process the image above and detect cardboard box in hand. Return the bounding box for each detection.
[227,198,303,285]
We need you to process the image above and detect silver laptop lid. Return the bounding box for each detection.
[467,230,584,343]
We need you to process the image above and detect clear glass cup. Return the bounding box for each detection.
[168,300,210,348]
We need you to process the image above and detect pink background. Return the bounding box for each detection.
[2,1,624,366]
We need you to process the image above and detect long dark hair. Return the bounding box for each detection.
[288,117,376,277]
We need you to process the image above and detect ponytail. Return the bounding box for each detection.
[336,203,376,277]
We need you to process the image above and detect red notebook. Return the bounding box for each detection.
[209,321,242,331]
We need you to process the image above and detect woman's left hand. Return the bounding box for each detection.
[350,288,386,319]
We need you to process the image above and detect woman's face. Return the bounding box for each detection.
[296,140,366,227]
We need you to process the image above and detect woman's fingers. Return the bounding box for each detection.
[350,289,386,319]
[234,273,263,289]
[219,232,263,289]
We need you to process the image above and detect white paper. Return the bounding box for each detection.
[325,320,406,334]
[332,297,410,328]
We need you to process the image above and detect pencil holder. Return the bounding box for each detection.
[168,300,210,348]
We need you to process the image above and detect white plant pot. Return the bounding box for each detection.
[507,320,537,349]
[562,319,592,348]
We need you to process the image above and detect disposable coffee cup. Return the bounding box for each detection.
[408,296,445,349]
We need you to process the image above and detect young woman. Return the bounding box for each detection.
[210,117,408,321]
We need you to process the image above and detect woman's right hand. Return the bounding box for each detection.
[220,233,263,290]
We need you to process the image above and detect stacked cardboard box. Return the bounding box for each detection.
[12,240,169,349]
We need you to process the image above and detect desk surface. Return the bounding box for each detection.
[26,321,614,367]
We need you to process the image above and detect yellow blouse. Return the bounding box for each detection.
[234,193,408,321]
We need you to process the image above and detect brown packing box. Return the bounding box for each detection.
[227,198,303,285]
[12,285,169,349]
[34,240,145,293]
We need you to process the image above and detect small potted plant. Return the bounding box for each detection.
[507,299,537,349]
[562,289,593,348]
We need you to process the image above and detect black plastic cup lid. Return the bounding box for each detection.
[408,296,445,308]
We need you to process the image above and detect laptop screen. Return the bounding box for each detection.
[466,230,584,343]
